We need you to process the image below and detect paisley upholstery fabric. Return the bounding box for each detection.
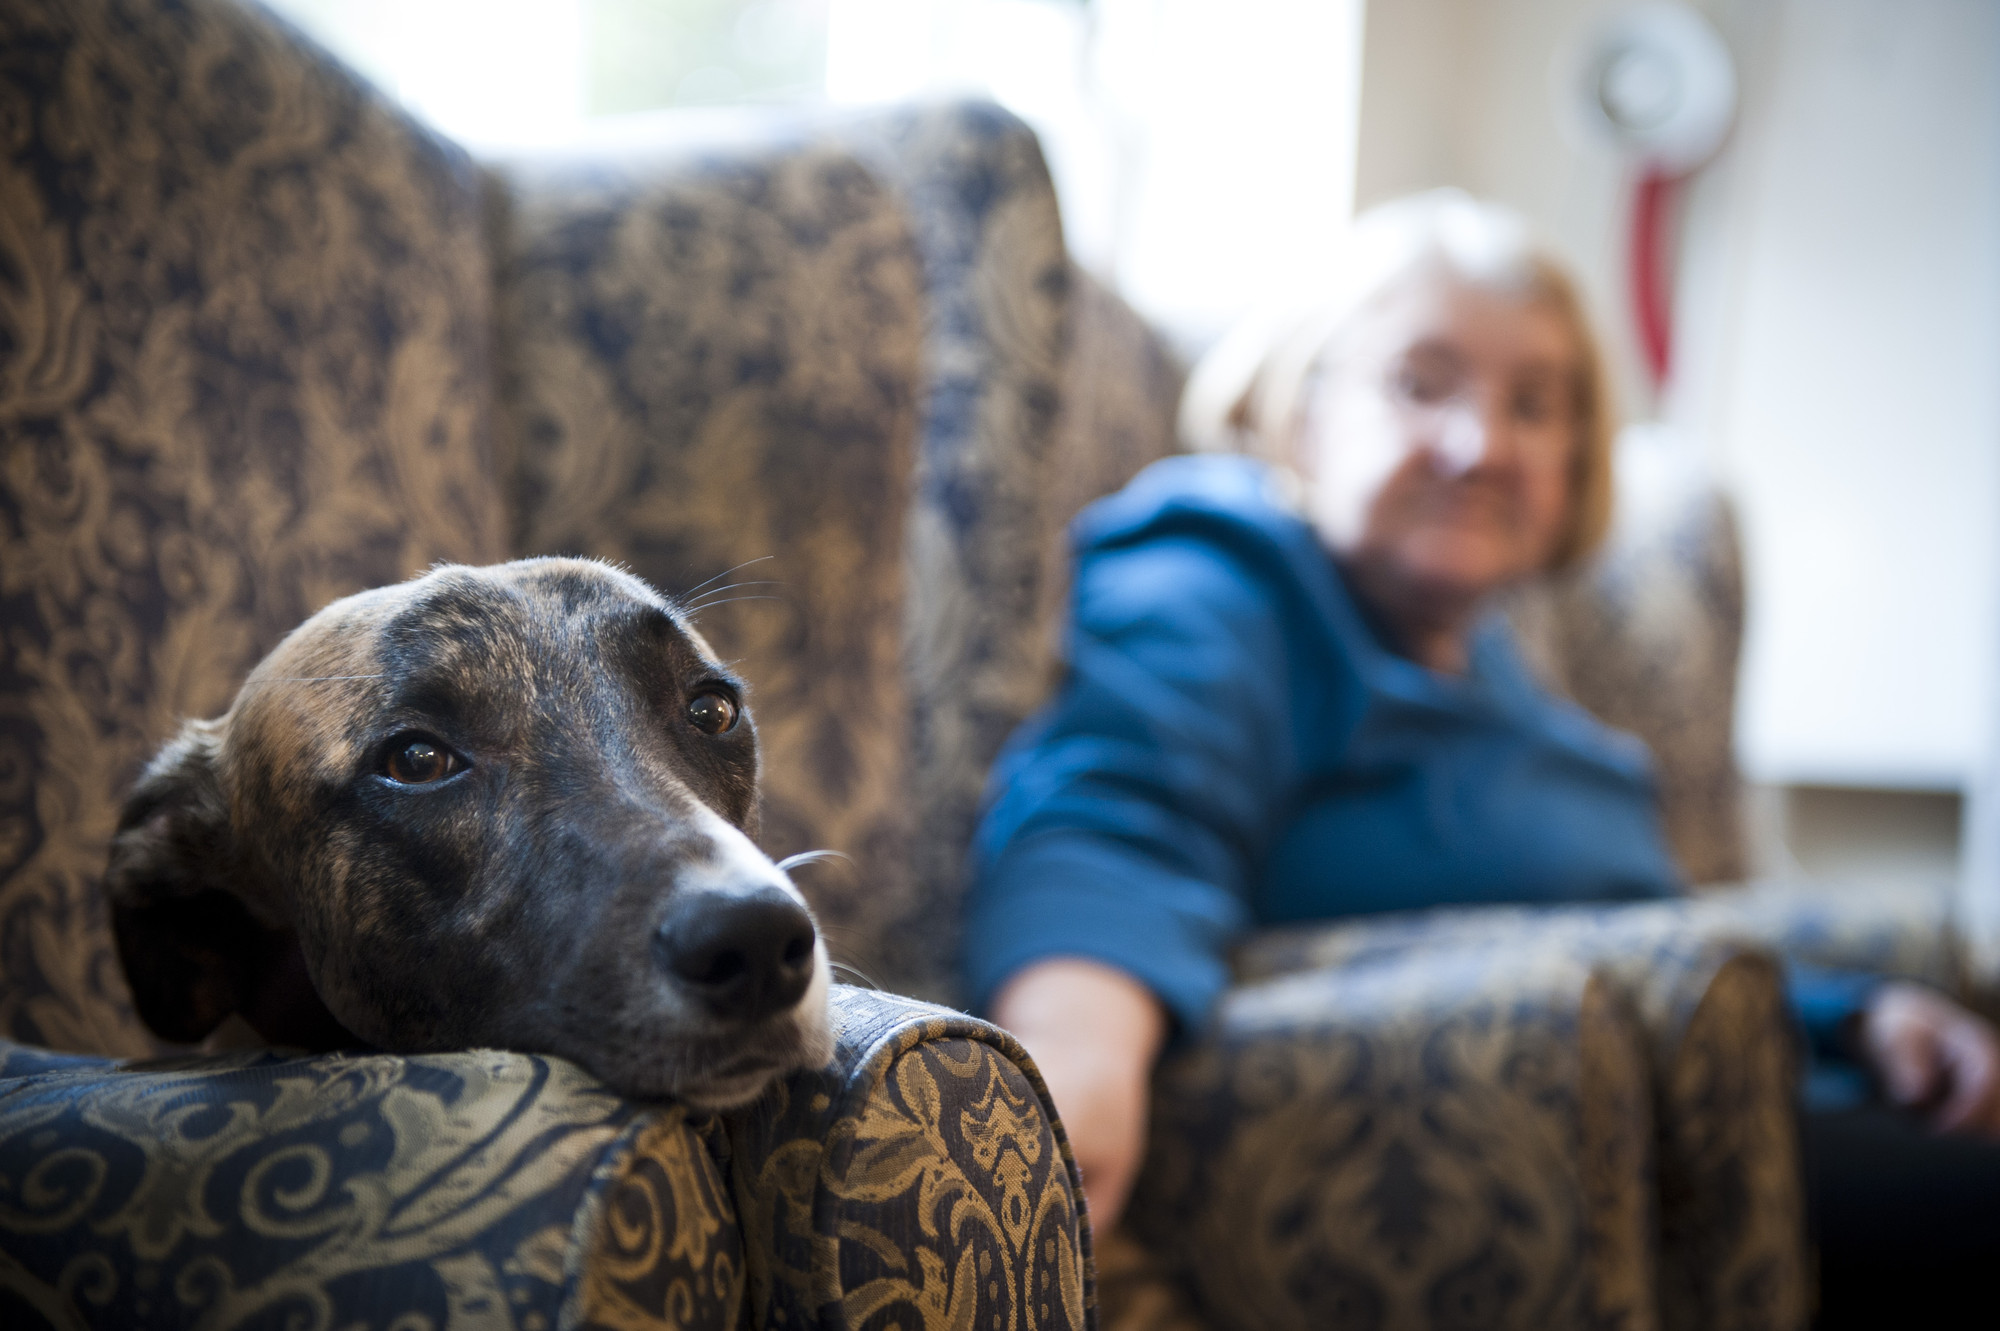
[0,0,507,1056]
[728,986,1090,1331]
[833,103,1078,1003]
[1126,944,1657,1331]
[1040,263,1186,643]
[0,1041,744,1330]
[1507,434,1747,887]
[0,986,1086,1331]
[1236,901,1813,1331]
[484,123,929,1001]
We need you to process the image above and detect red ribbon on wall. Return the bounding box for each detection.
[1630,165,1683,392]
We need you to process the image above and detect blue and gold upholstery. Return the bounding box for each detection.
[485,113,932,1006]
[1236,902,1811,1331]
[730,988,1089,1330]
[1131,945,1659,1331]
[0,986,1088,1330]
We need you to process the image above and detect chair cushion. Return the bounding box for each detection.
[1507,433,1746,886]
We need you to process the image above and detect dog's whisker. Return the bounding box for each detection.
[684,595,782,615]
[679,554,777,599]
[689,578,781,595]
[683,581,782,610]
[776,849,852,874]
[244,674,388,685]
[828,961,881,991]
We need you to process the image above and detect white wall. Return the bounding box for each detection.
[1707,0,2000,789]
[1357,0,2000,793]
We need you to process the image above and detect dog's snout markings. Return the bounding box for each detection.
[103,557,836,1111]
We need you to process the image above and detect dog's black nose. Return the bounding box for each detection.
[656,888,817,1021]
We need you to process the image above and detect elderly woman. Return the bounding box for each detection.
[962,191,2000,1317]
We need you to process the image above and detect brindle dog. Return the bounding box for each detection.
[103,558,834,1108]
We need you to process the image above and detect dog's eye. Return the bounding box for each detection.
[381,736,463,785]
[686,690,740,735]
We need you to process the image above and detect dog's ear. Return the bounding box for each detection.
[104,718,265,1044]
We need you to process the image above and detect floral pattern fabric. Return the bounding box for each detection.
[729,987,1090,1331]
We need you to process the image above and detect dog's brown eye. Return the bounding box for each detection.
[382,737,461,785]
[687,690,739,735]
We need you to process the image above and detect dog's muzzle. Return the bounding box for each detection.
[655,885,818,1022]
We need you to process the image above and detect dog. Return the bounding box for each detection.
[102,557,835,1109]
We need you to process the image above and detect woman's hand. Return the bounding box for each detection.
[1859,981,2000,1137]
[991,959,1168,1232]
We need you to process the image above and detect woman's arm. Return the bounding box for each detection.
[966,503,1314,1224]
[992,958,1167,1231]
[965,534,1306,1034]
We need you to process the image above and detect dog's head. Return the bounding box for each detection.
[104,558,834,1108]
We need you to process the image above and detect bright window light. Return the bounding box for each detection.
[260,0,1361,349]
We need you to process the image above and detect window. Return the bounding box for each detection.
[263,0,1360,350]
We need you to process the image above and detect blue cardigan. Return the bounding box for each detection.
[965,455,1869,1052]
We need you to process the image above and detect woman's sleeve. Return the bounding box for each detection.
[962,534,1302,1034]
[1788,963,1881,1063]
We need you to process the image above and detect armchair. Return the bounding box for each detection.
[0,0,1094,1324]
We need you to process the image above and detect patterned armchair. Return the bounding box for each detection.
[0,0,1112,1324]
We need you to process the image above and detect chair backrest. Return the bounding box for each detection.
[1508,429,1749,886]
[485,104,1186,1002]
[485,119,933,994]
[0,0,506,1053]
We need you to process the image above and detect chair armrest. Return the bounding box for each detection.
[1126,941,1656,1331]
[0,987,1093,1331]
[728,985,1092,1330]
[1235,901,1811,1331]
[0,1043,742,1329]
[1693,879,1960,994]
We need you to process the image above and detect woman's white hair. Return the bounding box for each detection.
[1177,189,1617,570]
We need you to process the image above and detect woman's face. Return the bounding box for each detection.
[1301,271,1584,613]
